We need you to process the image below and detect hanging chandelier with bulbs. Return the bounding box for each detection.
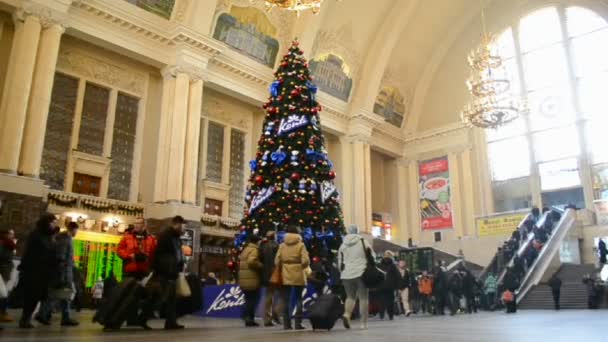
[461,6,527,129]
[250,0,337,15]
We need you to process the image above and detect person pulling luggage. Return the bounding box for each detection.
[116,216,157,329]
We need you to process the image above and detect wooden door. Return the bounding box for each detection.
[72,173,101,196]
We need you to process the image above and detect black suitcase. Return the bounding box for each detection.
[93,278,141,328]
[308,293,344,331]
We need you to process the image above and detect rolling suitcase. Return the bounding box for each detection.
[308,293,344,331]
[93,278,141,328]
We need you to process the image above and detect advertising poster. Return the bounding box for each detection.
[419,157,452,230]
[73,231,123,288]
[476,212,527,237]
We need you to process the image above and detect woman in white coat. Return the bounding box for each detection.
[338,224,375,329]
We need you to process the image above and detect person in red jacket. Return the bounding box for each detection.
[116,217,157,329]
[117,217,157,280]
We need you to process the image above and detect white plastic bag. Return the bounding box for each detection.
[176,272,191,298]
[0,275,9,298]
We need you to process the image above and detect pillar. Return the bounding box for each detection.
[351,139,372,232]
[153,72,175,202]
[18,22,64,177]
[407,160,420,244]
[448,152,464,238]
[394,159,410,245]
[166,72,190,202]
[183,79,203,204]
[0,14,41,173]
[339,136,354,225]
[461,148,476,236]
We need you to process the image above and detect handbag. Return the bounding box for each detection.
[360,239,385,288]
[269,266,282,286]
[0,275,7,298]
[176,272,192,298]
[502,290,514,303]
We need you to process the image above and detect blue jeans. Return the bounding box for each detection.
[38,298,71,322]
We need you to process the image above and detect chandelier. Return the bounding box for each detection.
[461,6,526,129]
[252,0,333,15]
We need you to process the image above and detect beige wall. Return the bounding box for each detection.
[580,225,608,265]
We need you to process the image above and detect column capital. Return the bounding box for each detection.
[161,64,209,82]
[15,1,70,29]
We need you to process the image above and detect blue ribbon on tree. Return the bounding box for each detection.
[249,159,258,172]
[306,149,326,163]
[234,231,248,247]
[306,81,318,101]
[270,81,281,97]
[271,150,287,166]
[302,227,314,242]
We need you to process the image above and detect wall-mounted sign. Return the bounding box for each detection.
[419,157,453,230]
[181,228,194,257]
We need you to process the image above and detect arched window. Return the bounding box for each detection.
[486,6,608,211]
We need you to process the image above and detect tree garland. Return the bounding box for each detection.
[48,193,78,207]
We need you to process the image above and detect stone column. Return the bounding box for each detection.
[351,139,372,232]
[166,72,190,203]
[0,14,41,173]
[182,79,203,204]
[18,22,64,177]
[339,136,354,225]
[394,159,410,245]
[460,148,476,236]
[153,72,176,203]
[407,160,421,244]
[448,152,464,238]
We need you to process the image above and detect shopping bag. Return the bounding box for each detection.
[0,275,7,298]
[176,272,192,298]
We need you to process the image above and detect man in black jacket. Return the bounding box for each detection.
[19,213,59,329]
[260,231,281,326]
[377,251,400,320]
[433,263,448,315]
[548,275,562,310]
[148,215,186,330]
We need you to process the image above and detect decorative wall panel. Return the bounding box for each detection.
[124,0,175,19]
[206,122,225,183]
[229,129,245,218]
[108,93,139,201]
[310,53,353,102]
[77,83,110,156]
[213,6,279,68]
[374,85,406,127]
[41,73,79,190]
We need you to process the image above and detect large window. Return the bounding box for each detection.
[487,6,608,210]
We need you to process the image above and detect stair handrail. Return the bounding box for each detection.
[478,212,532,283]
[516,208,576,303]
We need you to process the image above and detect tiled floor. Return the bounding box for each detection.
[1,310,607,342]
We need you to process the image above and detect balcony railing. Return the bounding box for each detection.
[200,213,240,238]
[47,190,145,217]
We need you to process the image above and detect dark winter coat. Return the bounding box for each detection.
[397,268,411,290]
[433,266,449,295]
[548,277,562,291]
[52,231,74,287]
[378,257,400,291]
[448,273,463,296]
[599,239,607,264]
[153,227,185,280]
[0,238,15,281]
[19,224,57,287]
[259,239,279,286]
[503,270,519,292]
[462,272,476,297]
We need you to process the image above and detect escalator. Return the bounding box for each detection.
[478,207,577,305]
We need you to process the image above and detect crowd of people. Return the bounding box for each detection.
[0,214,188,331]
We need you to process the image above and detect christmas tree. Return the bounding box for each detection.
[235,40,345,258]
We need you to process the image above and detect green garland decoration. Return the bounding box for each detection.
[201,218,218,227]
[48,193,78,207]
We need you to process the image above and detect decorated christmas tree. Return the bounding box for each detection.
[233,40,345,260]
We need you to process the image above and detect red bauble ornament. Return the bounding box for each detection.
[290,172,301,181]
[255,175,264,185]
[328,171,336,179]
[290,89,301,97]
[227,261,236,270]
[281,61,288,67]
[312,256,321,264]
